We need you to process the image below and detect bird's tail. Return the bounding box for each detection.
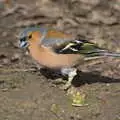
[97,52,120,57]
[82,48,120,58]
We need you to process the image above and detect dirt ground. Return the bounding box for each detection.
[0,0,120,120]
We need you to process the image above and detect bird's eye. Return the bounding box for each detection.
[28,34,32,39]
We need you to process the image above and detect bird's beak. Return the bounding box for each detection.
[19,37,29,48]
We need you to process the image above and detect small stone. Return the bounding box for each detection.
[11,53,21,62]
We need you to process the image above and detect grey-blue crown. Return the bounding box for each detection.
[19,27,47,39]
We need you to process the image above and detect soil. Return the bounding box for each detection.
[0,0,120,120]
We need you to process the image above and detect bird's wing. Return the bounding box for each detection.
[52,39,107,56]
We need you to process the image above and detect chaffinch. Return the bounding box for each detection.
[19,27,120,89]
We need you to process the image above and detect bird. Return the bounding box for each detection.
[19,27,120,90]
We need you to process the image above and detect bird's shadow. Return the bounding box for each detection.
[40,68,120,87]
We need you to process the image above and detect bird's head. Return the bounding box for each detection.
[19,27,47,48]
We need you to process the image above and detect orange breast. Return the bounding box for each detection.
[28,44,81,69]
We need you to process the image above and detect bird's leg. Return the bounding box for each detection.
[64,69,77,90]
[61,68,77,90]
